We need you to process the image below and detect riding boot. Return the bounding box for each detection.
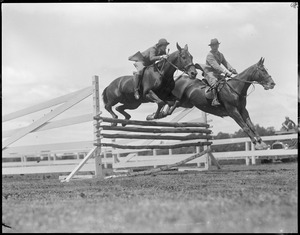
[134,73,142,100]
[211,88,221,106]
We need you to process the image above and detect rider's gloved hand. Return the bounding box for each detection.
[160,55,168,59]
[231,69,238,74]
[225,71,232,77]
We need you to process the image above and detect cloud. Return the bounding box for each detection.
[2,66,77,115]
[2,66,38,86]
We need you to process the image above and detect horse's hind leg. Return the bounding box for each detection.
[115,105,131,127]
[104,103,118,126]
[115,103,141,126]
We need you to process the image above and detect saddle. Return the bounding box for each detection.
[204,80,223,100]
[196,63,225,100]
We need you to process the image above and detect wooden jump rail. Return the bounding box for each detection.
[95,115,212,150]
[100,133,212,141]
[97,141,212,150]
[105,149,211,179]
[94,116,210,128]
[91,114,219,179]
[98,125,212,134]
[62,112,218,182]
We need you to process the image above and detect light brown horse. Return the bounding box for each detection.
[102,43,197,126]
[162,58,276,150]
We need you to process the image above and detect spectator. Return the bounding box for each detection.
[282,116,296,131]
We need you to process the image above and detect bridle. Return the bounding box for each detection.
[229,65,270,84]
[157,50,195,77]
[221,65,270,97]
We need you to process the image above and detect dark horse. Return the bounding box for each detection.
[162,58,275,150]
[102,43,197,126]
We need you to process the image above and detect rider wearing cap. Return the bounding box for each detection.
[205,38,238,106]
[129,38,170,100]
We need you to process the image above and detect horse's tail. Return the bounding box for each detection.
[102,87,108,106]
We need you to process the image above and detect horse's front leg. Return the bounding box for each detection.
[225,105,266,150]
[159,91,181,118]
[157,100,181,119]
[144,90,166,120]
[240,108,269,149]
[166,100,181,116]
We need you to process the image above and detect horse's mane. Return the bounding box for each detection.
[234,63,257,80]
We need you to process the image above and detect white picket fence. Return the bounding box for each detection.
[211,133,297,165]
[2,132,297,175]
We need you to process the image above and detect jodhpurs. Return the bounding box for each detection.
[134,62,145,75]
[206,72,222,88]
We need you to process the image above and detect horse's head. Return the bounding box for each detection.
[252,57,276,90]
[172,43,197,79]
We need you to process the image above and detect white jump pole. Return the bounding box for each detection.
[93,75,103,178]
[201,112,221,169]
[201,111,209,169]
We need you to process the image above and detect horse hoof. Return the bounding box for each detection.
[146,113,155,121]
[158,111,166,119]
[254,143,264,150]
[260,141,269,150]
[254,141,269,150]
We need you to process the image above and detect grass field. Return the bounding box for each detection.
[2,162,298,233]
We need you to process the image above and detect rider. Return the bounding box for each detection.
[128,38,170,100]
[282,116,296,131]
[205,38,238,106]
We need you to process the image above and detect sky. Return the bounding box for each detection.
[2,3,298,147]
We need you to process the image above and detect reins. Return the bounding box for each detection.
[225,80,256,97]
[221,66,262,97]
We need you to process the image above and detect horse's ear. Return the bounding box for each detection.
[184,44,188,50]
[262,57,265,64]
[195,63,203,71]
[258,57,263,65]
[176,42,182,52]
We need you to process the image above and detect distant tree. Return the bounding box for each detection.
[233,129,248,138]
[214,132,232,140]
[232,124,275,137]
